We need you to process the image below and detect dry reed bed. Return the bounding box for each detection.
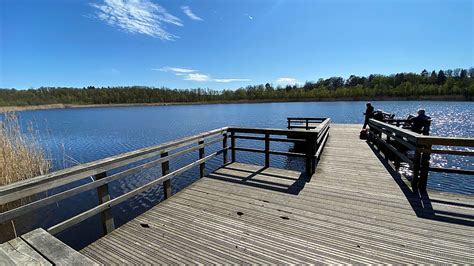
[0,113,49,212]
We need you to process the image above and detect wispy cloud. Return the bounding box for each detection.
[244,13,254,20]
[156,66,250,83]
[276,77,298,84]
[214,78,251,83]
[181,6,203,21]
[154,67,196,74]
[90,0,183,41]
[184,73,210,81]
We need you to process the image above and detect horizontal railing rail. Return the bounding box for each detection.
[383,118,432,135]
[0,127,229,236]
[0,127,229,205]
[230,118,330,176]
[0,121,331,239]
[367,119,473,191]
[287,117,327,130]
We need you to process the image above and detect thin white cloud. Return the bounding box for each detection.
[276,77,298,84]
[90,0,183,41]
[244,13,254,20]
[184,73,210,81]
[157,66,250,82]
[154,67,196,73]
[181,6,203,21]
[214,78,251,83]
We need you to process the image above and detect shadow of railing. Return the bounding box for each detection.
[367,142,474,227]
[206,163,309,195]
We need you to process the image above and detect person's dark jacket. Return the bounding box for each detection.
[411,114,431,134]
[364,105,374,120]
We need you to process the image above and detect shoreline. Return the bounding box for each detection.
[0,95,470,112]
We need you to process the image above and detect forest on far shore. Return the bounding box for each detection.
[1,68,473,106]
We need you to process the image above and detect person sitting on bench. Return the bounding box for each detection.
[410,109,431,135]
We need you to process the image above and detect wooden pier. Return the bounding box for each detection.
[1,121,473,264]
[78,124,473,264]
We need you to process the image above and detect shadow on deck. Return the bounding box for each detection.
[207,163,309,195]
[368,143,474,227]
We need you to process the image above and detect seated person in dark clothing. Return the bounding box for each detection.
[410,109,431,134]
[362,102,374,129]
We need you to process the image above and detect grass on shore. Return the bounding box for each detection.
[0,113,50,213]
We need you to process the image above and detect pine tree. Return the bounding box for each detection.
[437,70,446,84]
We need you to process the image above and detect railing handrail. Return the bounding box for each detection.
[228,126,322,135]
[287,117,329,131]
[367,119,473,191]
[287,117,327,121]
[383,118,432,123]
[315,118,331,134]
[382,118,432,135]
[418,136,474,147]
[369,119,419,142]
[371,119,474,147]
[0,127,229,205]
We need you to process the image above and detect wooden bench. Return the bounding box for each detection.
[0,228,97,265]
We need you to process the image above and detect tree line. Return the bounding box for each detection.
[1,68,473,106]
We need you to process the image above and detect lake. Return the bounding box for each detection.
[7,100,474,249]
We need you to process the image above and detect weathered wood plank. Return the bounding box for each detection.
[21,228,97,265]
[0,238,51,265]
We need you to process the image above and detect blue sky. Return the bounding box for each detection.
[0,0,472,90]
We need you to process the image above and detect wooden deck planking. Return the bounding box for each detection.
[81,124,473,264]
[0,229,95,265]
[0,238,51,265]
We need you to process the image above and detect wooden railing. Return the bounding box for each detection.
[0,123,330,239]
[229,118,330,176]
[383,119,432,135]
[367,119,473,191]
[287,117,327,130]
[0,127,228,236]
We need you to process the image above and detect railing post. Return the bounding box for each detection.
[393,134,401,169]
[95,172,115,235]
[306,119,309,130]
[305,138,313,179]
[418,144,431,191]
[312,139,317,174]
[287,118,291,129]
[223,133,228,164]
[377,129,383,152]
[161,151,171,199]
[411,147,422,190]
[265,133,270,168]
[386,133,392,161]
[231,131,236,162]
[199,139,205,178]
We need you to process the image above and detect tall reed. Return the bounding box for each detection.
[0,113,50,215]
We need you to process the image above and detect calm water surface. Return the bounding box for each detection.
[8,101,474,249]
